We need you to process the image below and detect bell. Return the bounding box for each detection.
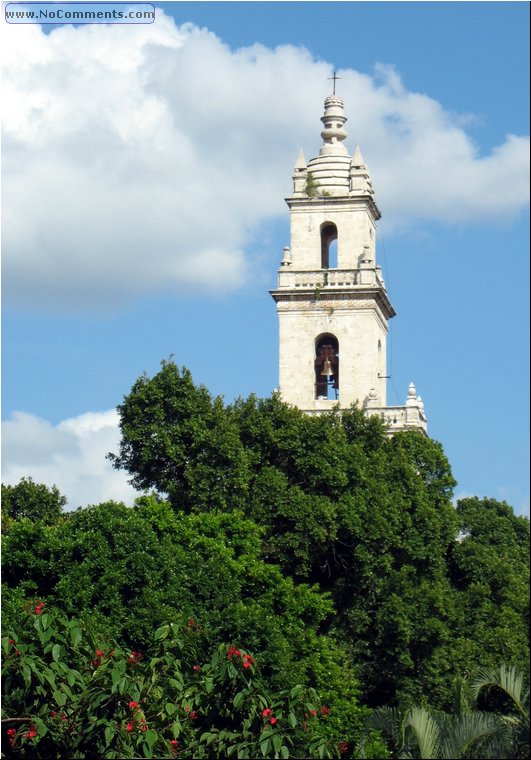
[321,358,334,377]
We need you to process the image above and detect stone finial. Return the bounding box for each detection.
[294,149,307,171]
[406,382,418,406]
[280,246,292,267]
[352,145,365,168]
[349,149,375,198]
[365,387,378,408]
[320,95,348,155]
[292,150,308,195]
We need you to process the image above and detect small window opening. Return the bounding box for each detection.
[315,335,339,400]
[321,223,338,269]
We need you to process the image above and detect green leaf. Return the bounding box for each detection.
[233,691,244,709]
[70,627,82,647]
[260,738,270,757]
[280,746,290,759]
[205,676,214,694]
[273,734,282,753]
[290,685,303,700]
[104,724,115,746]
[111,668,122,694]
[165,702,176,716]
[22,665,31,687]
[288,712,297,729]
[154,625,170,640]
[53,689,67,707]
[52,643,62,662]
[145,729,158,750]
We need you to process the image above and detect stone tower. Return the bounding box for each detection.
[270,93,427,434]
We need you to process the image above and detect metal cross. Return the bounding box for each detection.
[328,71,342,95]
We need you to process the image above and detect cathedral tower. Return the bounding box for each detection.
[270,92,427,433]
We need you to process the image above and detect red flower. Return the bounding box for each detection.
[262,708,272,718]
[35,601,45,615]
[50,711,57,717]
[7,729,16,736]
[190,711,198,720]
[125,721,134,732]
[25,725,37,739]
[193,664,201,672]
[270,717,277,726]
[184,705,191,713]
[320,705,330,716]
[338,741,349,754]
[140,724,147,732]
[243,660,251,669]
[9,639,16,645]
[95,649,104,657]
[310,709,317,717]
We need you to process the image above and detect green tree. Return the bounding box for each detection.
[1,478,66,527]
[109,362,465,706]
[447,498,530,679]
[1,497,362,710]
[108,362,250,513]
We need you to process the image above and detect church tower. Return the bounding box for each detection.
[270,91,427,433]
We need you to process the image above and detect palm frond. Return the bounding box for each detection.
[441,711,511,759]
[405,707,441,759]
[470,664,529,719]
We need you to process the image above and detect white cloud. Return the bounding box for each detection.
[2,12,529,312]
[1,409,138,509]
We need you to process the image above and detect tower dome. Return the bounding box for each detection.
[306,95,352,197]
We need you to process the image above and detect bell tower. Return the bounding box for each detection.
[270,92,427,432]
[271,93,394,413]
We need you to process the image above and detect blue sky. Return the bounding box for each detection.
[2,1,530,513]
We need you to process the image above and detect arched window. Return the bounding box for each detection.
[321,223,338,269]
[315,334,339,400]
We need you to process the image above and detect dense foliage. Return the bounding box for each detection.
[1,604,348,758]
[2,360,529,757]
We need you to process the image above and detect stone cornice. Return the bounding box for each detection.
[269,286,396,321]
[285,194,381,221]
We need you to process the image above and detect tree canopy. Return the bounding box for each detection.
[2,360,529,741]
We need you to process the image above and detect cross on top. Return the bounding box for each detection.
[328,71,342,95]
